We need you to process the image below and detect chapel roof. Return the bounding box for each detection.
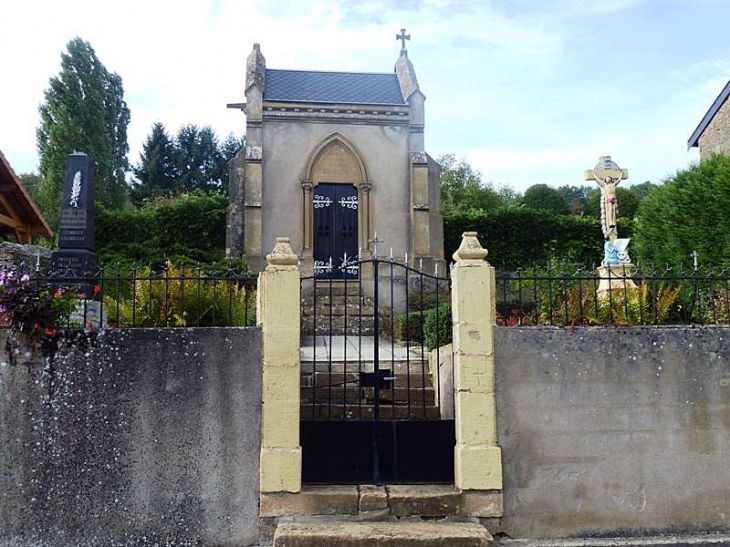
[0,149,52,242]
[264,69,407,106]
[688,79,730,149]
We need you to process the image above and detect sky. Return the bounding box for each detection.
[2,0,730,193]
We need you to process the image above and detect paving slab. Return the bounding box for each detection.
[273,521,492,547]
[301,335,422,362]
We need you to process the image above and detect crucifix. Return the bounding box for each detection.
[584,156,629,241]
[396,28,410,50]
[369,231,385,258]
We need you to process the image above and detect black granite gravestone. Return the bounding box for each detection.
[51,153,97,283]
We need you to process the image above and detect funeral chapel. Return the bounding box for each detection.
[226,33,444,278]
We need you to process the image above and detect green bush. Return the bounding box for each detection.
[392,311,426,344]
[634,154,730,266]
[444,207,634,270]
[103,262,256,327]
[423,303,452,350]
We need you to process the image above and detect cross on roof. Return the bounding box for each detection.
[396,28,411,50]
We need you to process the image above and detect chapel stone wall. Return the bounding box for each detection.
[698,98,730,159]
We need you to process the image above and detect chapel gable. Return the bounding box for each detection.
[226,37,444,276]
[688,80,730,160]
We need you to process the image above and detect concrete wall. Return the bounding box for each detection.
[495,326,730,538]
[0,328,262,546]
[699,97,730,160]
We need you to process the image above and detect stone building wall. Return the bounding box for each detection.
[0,241,51,272]
[699,97,730,159]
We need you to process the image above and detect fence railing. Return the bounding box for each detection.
[495,264,730,326]
[17,262,258,329]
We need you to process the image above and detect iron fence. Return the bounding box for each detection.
[496,263,730,326]
[17,261,258,329]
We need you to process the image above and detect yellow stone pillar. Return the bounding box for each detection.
[258,237,302,493]
[451,232,502,491]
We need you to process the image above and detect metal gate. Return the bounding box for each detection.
[300,256,454,484]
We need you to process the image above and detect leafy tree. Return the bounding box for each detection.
[438,154,505,213]
[131,122,177,204]
[521,184,571,215]
[556,185,595,215]
[37,37,130,224]
[626,180,658,201]
[19,173,43,202]
[634,155,730,266]
[175,125,224,192]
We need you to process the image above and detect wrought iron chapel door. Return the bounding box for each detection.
[313,184,358,279]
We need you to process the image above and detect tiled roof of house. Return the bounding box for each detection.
[264,69,406,106]
[688,80,730,148]
[0,149,52,239]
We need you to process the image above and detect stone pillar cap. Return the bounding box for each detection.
[453,232,488,262]
[266,237,298,267]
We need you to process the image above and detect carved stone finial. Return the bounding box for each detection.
[246,42,266,91]
[453,232,488,262]
[266,237,298,267]
[395,52,419,102]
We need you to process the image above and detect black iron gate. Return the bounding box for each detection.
[300,256,454,484]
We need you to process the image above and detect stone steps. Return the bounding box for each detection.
[301,283,382,336]
[300,361,429,374]
[260,485,501,546]
[301,317,377,336]
[301,371,431,388]
[300,385,435,404]
[301,403,440,420]
[302,303,376,316]
[273,521,492,547]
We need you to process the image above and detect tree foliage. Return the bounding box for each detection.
[37,37,130,224]
[131,124,243,204]
[438,154,510,213]
[131,122,177,203]
[521,184,571,215]
[634,155,730,266]
[555,185,595,215]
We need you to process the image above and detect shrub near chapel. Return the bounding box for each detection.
[634,154,730,266]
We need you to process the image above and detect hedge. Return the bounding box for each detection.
[96,191,228,266]
[444,207,635,270]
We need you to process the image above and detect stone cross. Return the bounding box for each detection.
[396,28,410,50]
[584,155,628,241]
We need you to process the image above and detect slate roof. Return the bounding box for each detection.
[264,69,406,106]
[688,80,730,148]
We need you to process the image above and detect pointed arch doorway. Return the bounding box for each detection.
[313,183,358,279]
[301,133,371,279]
